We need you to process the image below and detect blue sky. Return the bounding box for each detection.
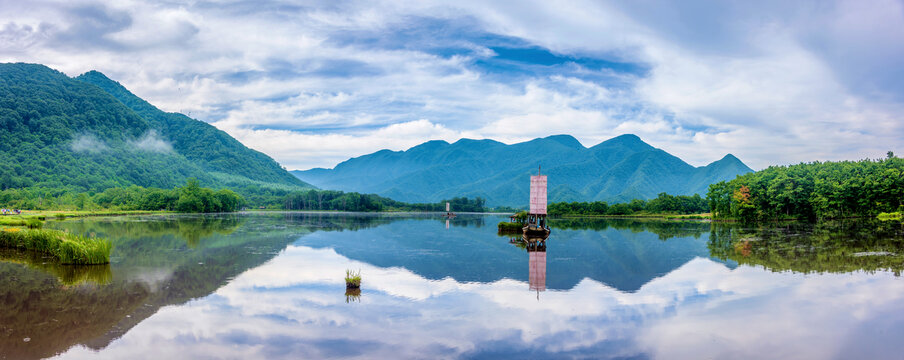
[1,0,902,170]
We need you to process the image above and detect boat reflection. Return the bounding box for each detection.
[512,233,549,298]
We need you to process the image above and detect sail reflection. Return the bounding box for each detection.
[513,233,549,297]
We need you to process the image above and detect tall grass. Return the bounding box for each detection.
[0,218,27,227]
[0,227,112,264]
[25,218,43,229]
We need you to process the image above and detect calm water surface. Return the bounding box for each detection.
[1,213,903,359]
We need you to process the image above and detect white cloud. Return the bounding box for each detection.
[70,133,108,153]
[215,119,462,169]
[130,130,174,153]
[1,0,901,171]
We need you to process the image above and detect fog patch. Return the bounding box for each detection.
[70,134,109,153]
[131,130,174,153]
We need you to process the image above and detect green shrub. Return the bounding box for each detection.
[25,218,43,229]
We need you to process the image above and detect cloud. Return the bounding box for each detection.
[70,133,108,153]
[215,119,462,169]
[1,0,901,171]
[130,130,174,153]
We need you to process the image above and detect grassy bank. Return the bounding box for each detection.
[0,227,112,265]
[2,210,168,220]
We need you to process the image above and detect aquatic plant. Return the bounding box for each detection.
[0,228,112,264]
[345,269,361,288]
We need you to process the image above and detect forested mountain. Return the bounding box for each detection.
[0,63,311,192]
[293,134,753,206]
[76,70,304,187]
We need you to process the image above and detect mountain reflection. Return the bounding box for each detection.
[300,215,716,292]
[4,213,903,359]
[0,214,304,360]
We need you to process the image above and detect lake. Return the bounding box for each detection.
[2,213,904,359]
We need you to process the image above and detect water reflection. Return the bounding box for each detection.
[0,249,112,286]
[57,241,904,360]
[509,233,549,296]
[0,213,901,359]
[345,287,361,303]
[527,235,548,295]
[1,214,302,360]
[708,220,904,275]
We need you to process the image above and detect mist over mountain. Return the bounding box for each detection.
[0,63,311,191]
[293,134,753,206]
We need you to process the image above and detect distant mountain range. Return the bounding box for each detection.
[0,63,311,191]
[293,134,752,206]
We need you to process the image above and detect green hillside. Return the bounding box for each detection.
[0,63,311,193]
[75,71,304,187]
[293,134,753,206]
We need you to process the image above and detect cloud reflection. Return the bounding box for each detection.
[52,243,904,359]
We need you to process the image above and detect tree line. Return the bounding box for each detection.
[283,190,487,212]
[548,193,709,216]
[0,182,489,214]
[707,154,903,221]
[0,179,243,213]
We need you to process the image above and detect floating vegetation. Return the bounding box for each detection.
[345,269,361,288]
[0,227,112,264]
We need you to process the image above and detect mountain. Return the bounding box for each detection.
[292,134,753,206]
[0,63,311,191]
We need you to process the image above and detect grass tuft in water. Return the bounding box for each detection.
[0,227,112,264]
[345,269,361,288]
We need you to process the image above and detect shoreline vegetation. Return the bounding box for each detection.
[1,157,900,225]
[707,155,902,222]
[0,227,112,265]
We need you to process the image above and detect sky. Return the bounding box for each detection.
[1,0,902,170]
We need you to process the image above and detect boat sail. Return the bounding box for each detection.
[524,166,550,237]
